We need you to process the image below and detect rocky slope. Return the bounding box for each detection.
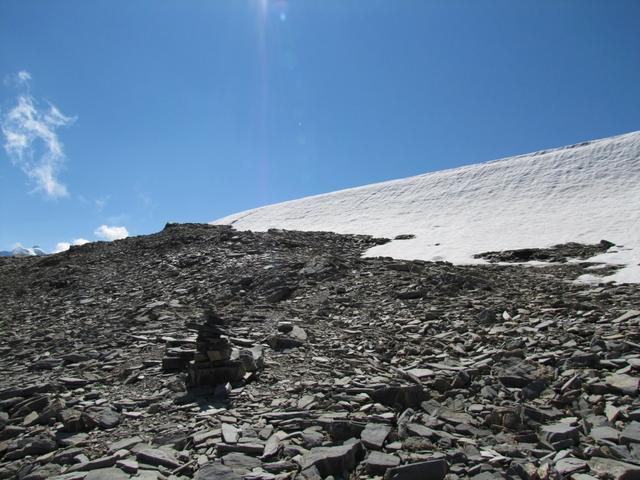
[0,224,639,480]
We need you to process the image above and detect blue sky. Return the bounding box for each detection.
[1,0,639,252]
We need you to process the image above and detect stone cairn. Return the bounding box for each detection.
[162,310,263,388]
[186,311,246,388]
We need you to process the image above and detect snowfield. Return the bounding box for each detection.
[215,131,640,283]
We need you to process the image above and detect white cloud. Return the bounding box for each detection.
[94,225,129,241]
[52,238,90,254]
[52,243,70,254]
[1,71,75,199]
[17,71,31,83]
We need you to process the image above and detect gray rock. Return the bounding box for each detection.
[302,431,324,449]
[588,457,640,480]
[366,451,401,475]
[48,474,89,480]
[108,436,143,453]
[361,423,392,450]
[606,374,640,395]
[407,423,435,438]
[84,407,121,430]
[69,454,118,472]
[194,462,242,480]
[0,411,8,429]
[84,468,129,480]
[221,423,240,444]
[4,433,57,460]
[132,471,162,480]
[565,351,600,368]
[136,447,181,469]
[265,334,304,350]
[262,460,297,473]
[384,458,448,480]
[591,426,620,444]
[539,423,580,449]
[59,377,90,388]
[471,472,504,480]
[371,384,425,409]
[216,442,264,455]
[555,457,587,475]
[621,422,640,444]
[301,440,363,477]
[52,447,85,465]
[0,425,25,441]
[299,465,322,480]
[22,463,63,480]
[116,459,138,474]
[221,452,262,471]
[289,325,307,342]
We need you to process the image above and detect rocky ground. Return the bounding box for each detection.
[0,223,639,480]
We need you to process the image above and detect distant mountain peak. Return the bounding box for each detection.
[0,245,48,257]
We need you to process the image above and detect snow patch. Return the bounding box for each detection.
[214,131,640,283]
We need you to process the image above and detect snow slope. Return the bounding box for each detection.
[214,131,640,283]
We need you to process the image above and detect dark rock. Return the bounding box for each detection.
[135,447,181,469]
[591,426,621,444]
[221,452,262,471]
[194,462,242,480]
[83,407,121,430]
[539,423,580,449]
[265,334,304,350]
[621,422,640,444]
[371,384,425,409]
[3,433,57,460]
[384,458,448,480]
[366,451,401,475]
[84,468,130,480]
[301,440,363,477]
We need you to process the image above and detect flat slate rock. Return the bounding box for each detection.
[621,422,640,444]
[606,374,640,395]
[135,447,180,469]
[221,452,262,470]
[84,468,129,480]
[301,440,363,477]
[555,457,588,475]
[366,451,401,475]
[588,457,640,480]
[384,458,448,480]
[361,423,392,450]
[194,462,242,480]
[108,436,143,453]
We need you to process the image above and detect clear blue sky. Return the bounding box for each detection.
[1,0,639,251]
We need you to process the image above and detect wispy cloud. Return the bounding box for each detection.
[94,225,129,241]
[17,71,31,83]
[53,238,90,254]
[94,195,110,212]
[1,71,75,198]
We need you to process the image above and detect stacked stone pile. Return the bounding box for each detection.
[161,338,197,373]
[187,312,247,388]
